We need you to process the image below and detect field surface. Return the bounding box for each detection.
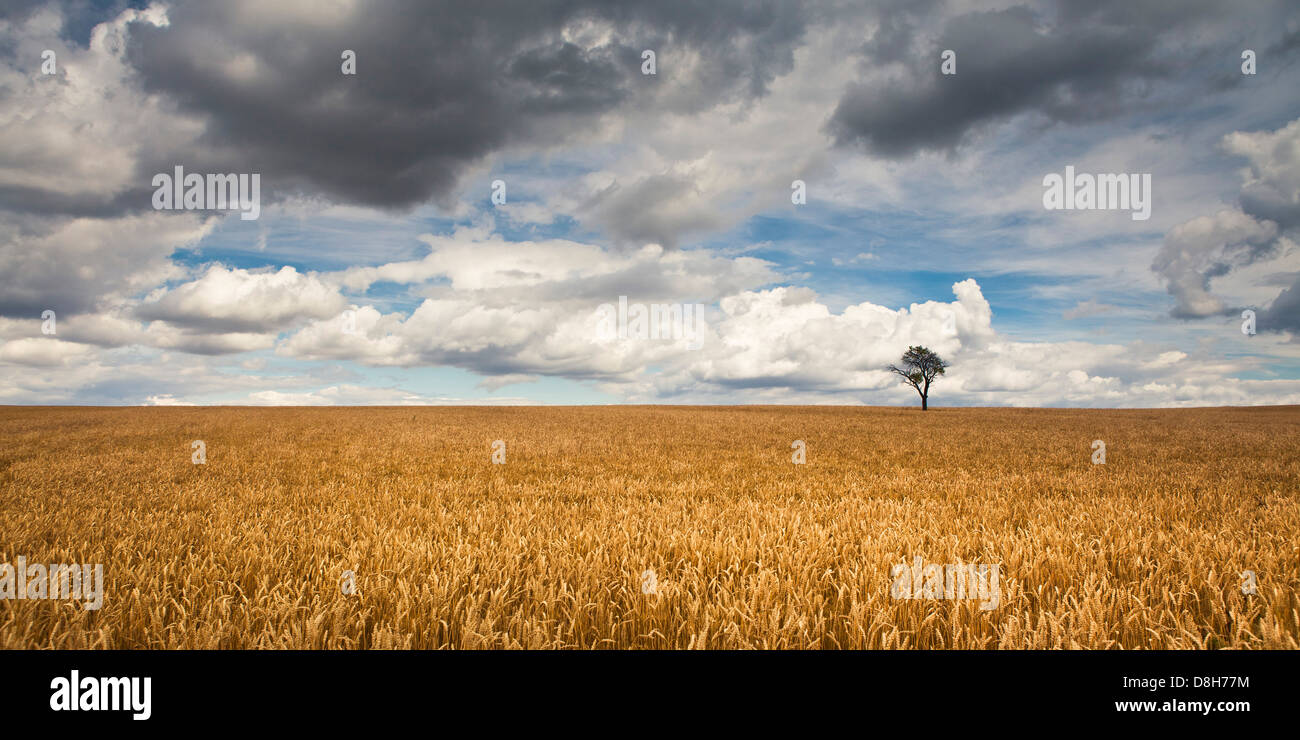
[1,405,1296,649]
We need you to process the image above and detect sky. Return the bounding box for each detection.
[1,0,1298,407]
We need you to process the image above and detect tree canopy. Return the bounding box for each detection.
[888,346,948,410]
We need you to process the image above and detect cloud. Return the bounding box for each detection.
[831,5,1160,157]
[0,4,216,327]
[0,4,196,219]
[0,337,93,367]
[136,264,346,333]
[0,212,211,318]
[1063,300,1120,320]
[580,172,724,248]
[1143,350,1186,369]
[831,253,880,267]
[0,346,292,404]
[683,279,989,392]
[827,1,1299,158]
[1153,117,1300,326]
[1221,118,1300,333]
[145,394,196,406]
[1260,273,1300,334]
[118,0,813,212]
[1151,208,1278,318]
[272,271,1300,407]
[1224,117,1300,229]
[336,224,780,299]
[244,385,536,406]
[286,225,784,376]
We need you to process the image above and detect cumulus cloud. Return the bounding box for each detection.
[0,346,286,404]
[1152,208,1278,318]
[0,212,211,318]
[1222,119,1300,334]
[0,337,94,367]
[1153,117,1300,329]
[137,264,346,334]
[680,279,988,392]
[0,4,196,218]
[1225,118,1300,230]
[290,264,985,386]
[272,270,1300,407]
[0,5,215,328]
[336,224,778,299]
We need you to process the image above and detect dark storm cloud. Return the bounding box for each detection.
[828,0,1298,158]
[1245,282,1300,340]
[1240,180,1300,232]
[116,0,811,212]
[1240,207,1300,336]
[0,184,152,220]
[1259,277,1300,333]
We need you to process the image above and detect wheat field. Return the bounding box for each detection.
[0,405,1296,649]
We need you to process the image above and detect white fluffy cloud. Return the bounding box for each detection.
[282,246,1300,406]
[0,5,190,198]
[0,212,212,317]
[138,265,346,333]
[0,337,94,367]
[0,5,212,322]
[337,223,778,299]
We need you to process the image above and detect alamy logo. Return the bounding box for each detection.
[595,297,706,350]
[0,557,103,610]
[890,556,1000,611]
[152,166,261,221]
[1043,165,1151,221]
[50,670,151,720]
[1241,309,1256,335]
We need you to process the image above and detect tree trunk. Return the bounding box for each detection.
[921,394,928,411]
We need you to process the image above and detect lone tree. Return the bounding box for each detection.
[888,345,948,410]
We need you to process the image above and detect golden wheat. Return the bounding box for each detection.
[0,405,1296,649]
